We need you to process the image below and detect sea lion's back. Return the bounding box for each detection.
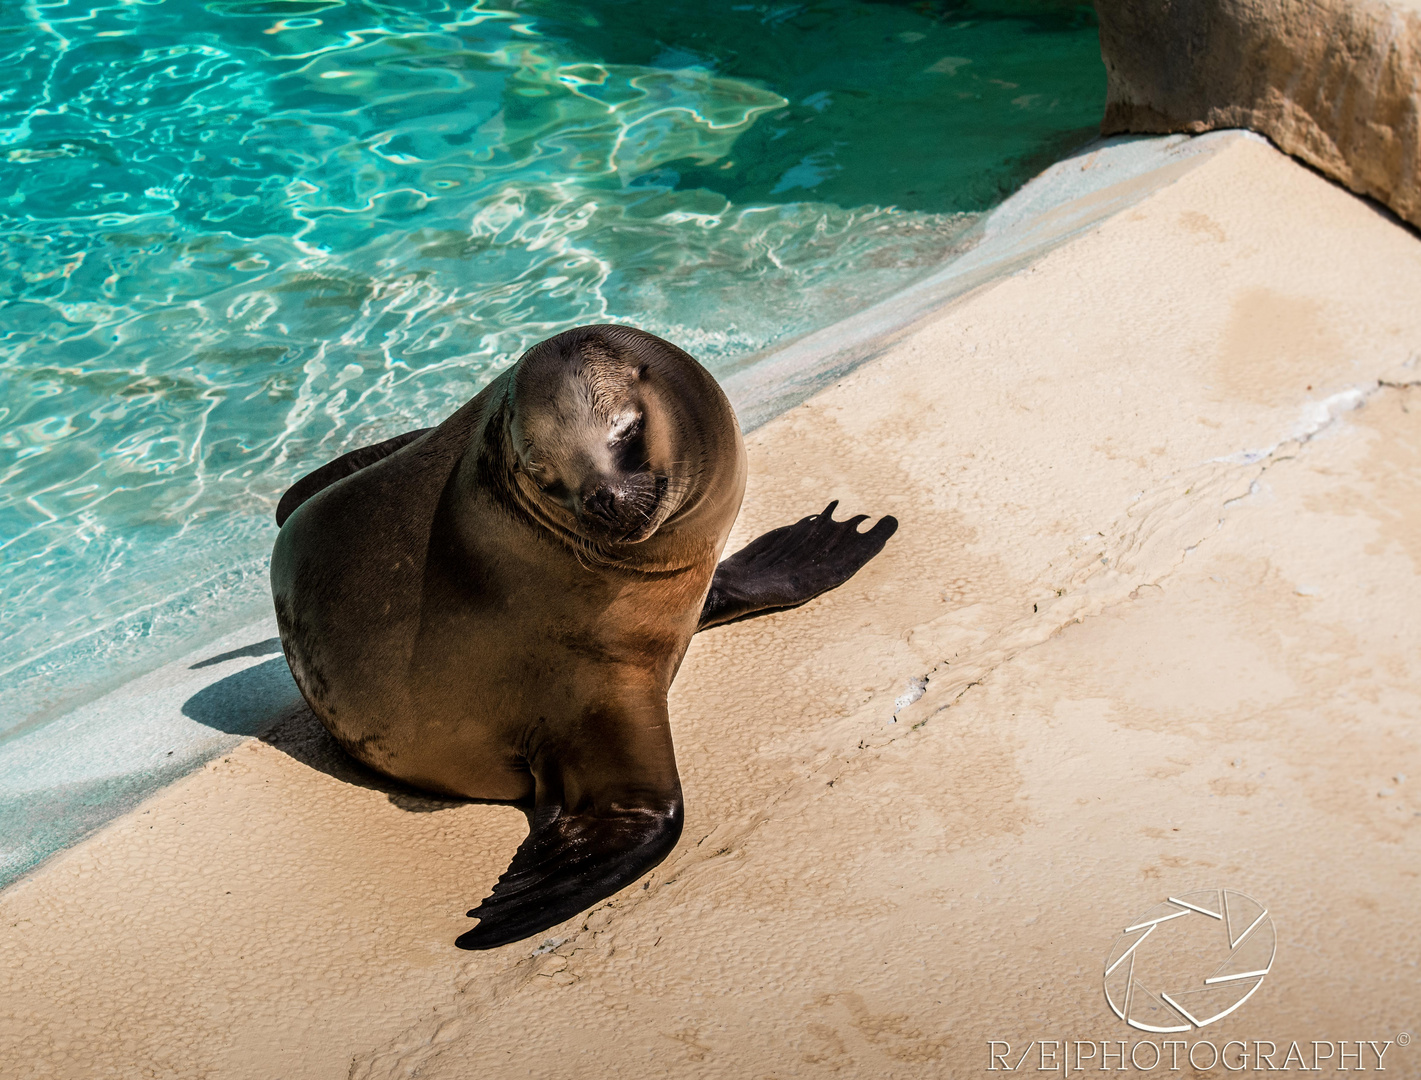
[270,408,480,755]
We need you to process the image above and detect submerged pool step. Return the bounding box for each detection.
[0,620,299,889]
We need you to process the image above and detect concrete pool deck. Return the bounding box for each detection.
[2,133,1419,1075]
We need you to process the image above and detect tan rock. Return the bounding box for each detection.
[1096,0,1421,228]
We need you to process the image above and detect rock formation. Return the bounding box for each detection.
[1095,0,1421,228]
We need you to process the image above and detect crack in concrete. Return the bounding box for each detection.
[892,374,1418,740]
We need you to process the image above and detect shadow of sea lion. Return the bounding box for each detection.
[189,637,284,669]
[180,649,488,814]
[180,655,299,736]
[258,702,476,813]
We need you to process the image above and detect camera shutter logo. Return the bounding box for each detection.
[1104,889,1276,1031]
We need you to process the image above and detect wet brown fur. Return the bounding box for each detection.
[270,326,746,808]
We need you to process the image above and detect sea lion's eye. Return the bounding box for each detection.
[609,414,643,445]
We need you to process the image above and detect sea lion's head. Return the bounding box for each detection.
[504,325,739,550]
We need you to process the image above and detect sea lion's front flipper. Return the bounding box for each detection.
[698,501,898,631]
[456,702,684,951]
[275,427,431,526]
[455,801,683,950]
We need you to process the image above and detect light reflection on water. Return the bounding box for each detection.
[0,0,1103,732]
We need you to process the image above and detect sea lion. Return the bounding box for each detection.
[270,324,896,949]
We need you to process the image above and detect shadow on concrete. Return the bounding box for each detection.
[181,654,492,814]
[181,655,301,737]
[258,704,481,813]
[190,637,284,669]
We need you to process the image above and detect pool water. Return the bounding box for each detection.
[0,0,1104,736]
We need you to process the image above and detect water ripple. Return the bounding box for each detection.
[0,0,1104,730]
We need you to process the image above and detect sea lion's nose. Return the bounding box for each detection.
[577,475,660,540]
[580,483,619,524]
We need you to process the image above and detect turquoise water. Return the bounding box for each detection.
[0,0,1104,735]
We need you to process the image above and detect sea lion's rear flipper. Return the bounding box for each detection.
[456,702,684,951]
[275,427,431,526]
[698,501,898,631]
